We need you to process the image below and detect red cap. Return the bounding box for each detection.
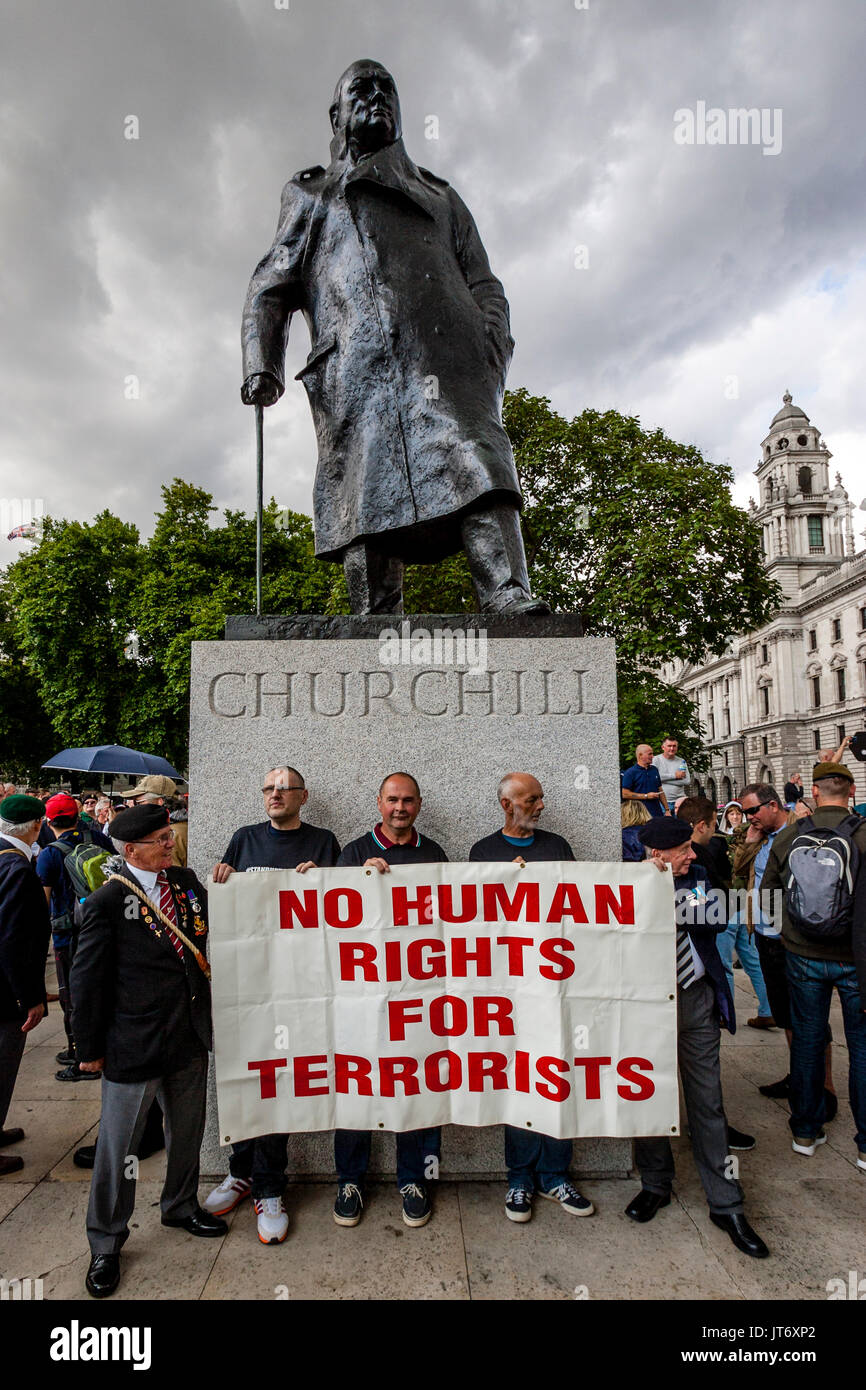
[45,793,79,821]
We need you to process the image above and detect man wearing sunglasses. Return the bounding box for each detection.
[204,767,340,1245]
[71,803,224,1299]
[735,784,836,1112]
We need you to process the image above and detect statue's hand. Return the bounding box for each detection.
[241,373,282,407]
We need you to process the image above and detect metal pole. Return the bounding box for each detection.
[255,403,264,617]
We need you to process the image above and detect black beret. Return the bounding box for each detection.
[109,804,170,843]
[637,817,693,849]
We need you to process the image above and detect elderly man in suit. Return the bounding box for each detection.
[71,804,225,1298]
[625,816,769,1259]
[241,59,547,617]
[0,794,50,1176]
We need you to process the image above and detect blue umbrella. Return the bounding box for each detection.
[42,744,184,779]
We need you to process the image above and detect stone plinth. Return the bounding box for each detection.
[189,615,631,1178]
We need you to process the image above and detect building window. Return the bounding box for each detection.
[761,643,769,664]
[860,606,866,631]
[811,675,821,708]
[808,515,824,553]
[723,708,730,736]
[837,724,846,745]
[797,465,812,494]
[808,629,817,650]
[832,618,842,641]
[760,686,770,718]
[761,736,768,755]
[836,668,846,701]
[813,729,822,751]
[708,712,715,739]
[723,750,729,765]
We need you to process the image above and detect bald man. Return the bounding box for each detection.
[621,745,668,818]
[470,774,594,1222]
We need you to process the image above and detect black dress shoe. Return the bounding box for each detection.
[86,1253,120,1298]
[55,1050,75,1066]
[625,1189,671,1223]
[0,1127,24,1148]
[727,1125,756,1151]
[161,1205,228,1237]
[73,1144,96,1169]
[710,1212,769,1258]
[0,1155,24,1176]
[758,1074,790,1099]
[824,1089,838,1123]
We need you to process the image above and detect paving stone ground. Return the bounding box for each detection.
[2,962,863,1301]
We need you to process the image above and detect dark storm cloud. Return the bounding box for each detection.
[1,0,864,567]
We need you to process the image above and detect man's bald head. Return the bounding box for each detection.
[497,772,545,835]
[636,744,653,767]
[329,60,401,155]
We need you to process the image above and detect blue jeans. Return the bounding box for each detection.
[504,1126,572,1191]
[717,917,771,1018]
[785,953,866,1150]
[334,1128,441,1188]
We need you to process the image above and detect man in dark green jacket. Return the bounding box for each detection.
[762,763,866,1171]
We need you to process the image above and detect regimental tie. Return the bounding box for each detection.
[676,928,696,989]
[156,870,185,963]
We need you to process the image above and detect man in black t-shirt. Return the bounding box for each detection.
[203,766,340,1246]
[470,772,595,1224]
[334,772,447,1231]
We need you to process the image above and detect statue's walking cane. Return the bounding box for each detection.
[255,403,264,616]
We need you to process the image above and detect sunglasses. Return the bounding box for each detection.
[261,785,305,794]
[742,805,764,817]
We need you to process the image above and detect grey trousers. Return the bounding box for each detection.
[634,977,744,1216]
[86,1049,208,1255]
[0,1018,27,1131]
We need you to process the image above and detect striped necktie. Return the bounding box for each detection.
[156,871,185,963]
[676,928,696,989]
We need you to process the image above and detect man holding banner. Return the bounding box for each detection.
[626,817,769,1259]
[333,772,448,1229]
[203,766,341,1246]
[470,772,594,1222]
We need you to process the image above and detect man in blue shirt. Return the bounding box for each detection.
[36,793,113,1082]
[621,744,668,818]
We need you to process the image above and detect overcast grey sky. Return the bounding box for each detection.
[2,0,865,568]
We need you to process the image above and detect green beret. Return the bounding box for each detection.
[0,794,46,825]
[812,762,854,783]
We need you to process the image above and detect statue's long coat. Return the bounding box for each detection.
[241,138,522,562]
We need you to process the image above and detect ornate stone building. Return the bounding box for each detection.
[661,392,866,804]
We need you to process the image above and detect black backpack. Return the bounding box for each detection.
[784,814,862,941]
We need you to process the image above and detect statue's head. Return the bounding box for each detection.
[329,60,401,158]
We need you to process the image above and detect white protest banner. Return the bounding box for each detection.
[209,861,679,1143]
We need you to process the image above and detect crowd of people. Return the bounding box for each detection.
[1,746,864,1300]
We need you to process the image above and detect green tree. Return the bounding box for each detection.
[616,669,708,775]
[0,574,59,781]
[404,389,779,763]
[7,511,142,750]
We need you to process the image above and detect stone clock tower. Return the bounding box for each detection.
[750,390,855,599]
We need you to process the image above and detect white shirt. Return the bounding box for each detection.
[0,832,36,861]
[123,863,162,912]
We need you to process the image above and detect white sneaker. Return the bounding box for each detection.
[255,1196,289,1244]
[203,1175,251,1215]
[791,1132,827,1157]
